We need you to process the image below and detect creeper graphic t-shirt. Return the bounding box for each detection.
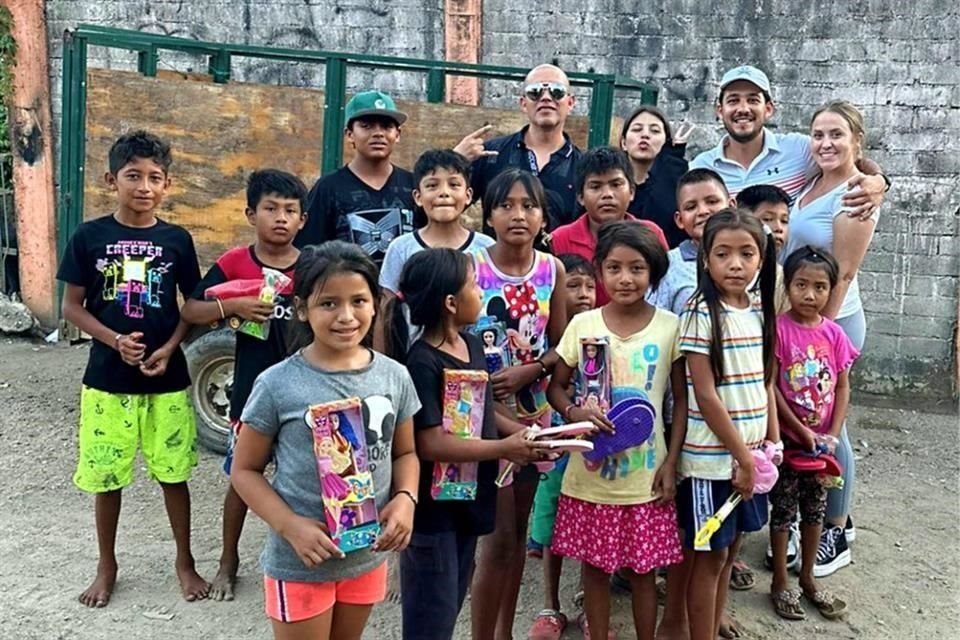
[57,215,201,394]
[295,166,417,265]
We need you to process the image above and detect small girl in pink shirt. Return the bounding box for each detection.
[769,246,858,622]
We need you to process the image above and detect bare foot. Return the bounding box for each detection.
[79,562,117,608]
[718,612,741,639]
[655,618,690,640]
[176,562,211,602]
[209,560,238,602]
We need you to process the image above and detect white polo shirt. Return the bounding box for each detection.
[690,129,815,200]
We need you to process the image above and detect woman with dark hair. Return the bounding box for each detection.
[620,106,695,248]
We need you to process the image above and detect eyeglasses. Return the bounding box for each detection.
[523,82,569,102]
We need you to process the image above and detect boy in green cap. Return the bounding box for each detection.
[295,90,417,266]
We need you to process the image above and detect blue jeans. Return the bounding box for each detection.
[827,310,866,522]
[400,531,478,640]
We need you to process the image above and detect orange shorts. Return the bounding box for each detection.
[264,562,388,623]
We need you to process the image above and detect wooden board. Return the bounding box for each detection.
[83,69,621,267]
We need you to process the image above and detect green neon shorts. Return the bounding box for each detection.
[529,457,568,547]
[74,386,198,493]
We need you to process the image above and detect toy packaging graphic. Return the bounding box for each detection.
[472,315,511,375]
[577,337,612,412]
[204,267,292,340]
[305,398,381,553]
[432,369,489,501]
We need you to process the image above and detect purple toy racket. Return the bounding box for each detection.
[583,397,656,462]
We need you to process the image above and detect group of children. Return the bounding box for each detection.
[61,127,859,640]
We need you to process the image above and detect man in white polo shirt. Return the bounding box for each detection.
[691,65,888,216]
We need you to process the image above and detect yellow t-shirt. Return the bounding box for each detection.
[556,308,680,505]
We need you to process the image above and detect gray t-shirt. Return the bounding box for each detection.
[378,229,495,293]
[241,350,420,582]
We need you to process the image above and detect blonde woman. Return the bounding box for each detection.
[782,100,879,579]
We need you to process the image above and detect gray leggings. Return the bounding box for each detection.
[826,310,866,522]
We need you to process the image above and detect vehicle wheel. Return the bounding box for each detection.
[184,329,235,454]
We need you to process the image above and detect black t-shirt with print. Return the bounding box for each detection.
[190,245,297,420]
[406,333,498,536]
[56,215,201,394]
[295,165,418,265]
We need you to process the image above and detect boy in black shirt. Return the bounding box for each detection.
[295,90,417,264]
[57,131,207,607]
[180,168,306,601]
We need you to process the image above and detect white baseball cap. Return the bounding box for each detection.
[719,65,772,96]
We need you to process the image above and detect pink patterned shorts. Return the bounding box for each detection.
[550,495,684,575]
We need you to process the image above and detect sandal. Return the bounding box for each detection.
[803,588,848,620]
[729,560,755,591]
[576,612,616,640]
[528,609,567,640]
[770,588,806,620]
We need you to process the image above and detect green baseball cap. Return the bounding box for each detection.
[344,90,408,127]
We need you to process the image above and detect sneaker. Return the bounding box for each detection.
[845,515,856,543]
[813,525,851,577]
[528,609,567,640]
[526,538,544,559]
[765,520,800,571]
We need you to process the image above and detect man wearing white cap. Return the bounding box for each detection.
[691,65,888,217]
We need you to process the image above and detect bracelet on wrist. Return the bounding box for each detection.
[114,334,124,350]
[534,359,548,379]
[563,404,577,421]
[215,298,226,320]
[393,489,417,507]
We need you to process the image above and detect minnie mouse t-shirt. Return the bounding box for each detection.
[470,247,555,427]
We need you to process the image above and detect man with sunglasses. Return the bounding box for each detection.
[456,64,582,232]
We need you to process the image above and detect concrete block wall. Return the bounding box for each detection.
[44,0,959,402]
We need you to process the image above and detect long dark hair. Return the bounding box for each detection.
[383,248,473,364]
[685,208,777,383]
[286,241,381,354]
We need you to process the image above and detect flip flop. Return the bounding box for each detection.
[729,560,755,591]
[771,588,806,620]
[576,612,616,640]
[803,588,848,620]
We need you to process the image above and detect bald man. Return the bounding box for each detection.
[456,64,583,231]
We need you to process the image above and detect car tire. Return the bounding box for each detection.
[184,328,235,454]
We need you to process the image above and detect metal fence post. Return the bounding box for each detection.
[137,46,158,77]
[58,30,88,266]
[426,68,445,103]
[587,76,615,149]
[321,56,347,176]
[208,49,231,84]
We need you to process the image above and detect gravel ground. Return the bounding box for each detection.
[0,337,956,639]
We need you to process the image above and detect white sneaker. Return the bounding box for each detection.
[765,520,800,571]
[814,525,851,577]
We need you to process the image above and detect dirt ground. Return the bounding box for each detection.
[0,337,957,639]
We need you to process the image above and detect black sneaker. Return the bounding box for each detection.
[845,515,856,543]
[813,525,851,577]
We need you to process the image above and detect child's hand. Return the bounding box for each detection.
[491,363,541,399]
[140,345,173,377]
[117,332,146,366]
[227,296,274,323]
[569,404,615,434]
[499,428,545,466]
[283,514,345,567]
[374,494,415,552]
[732,458,755,500]
[653,460,678,504]
[796,426,818,453]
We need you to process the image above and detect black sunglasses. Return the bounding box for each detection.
[524,82,569,102]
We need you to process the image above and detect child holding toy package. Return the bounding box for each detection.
[548,222,686,640]
[181,169,307,601]
[231,242,420,640]
[385,248,547,640]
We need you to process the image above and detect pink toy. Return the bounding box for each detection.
[432,370,489,501]
[693,443,781,548]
